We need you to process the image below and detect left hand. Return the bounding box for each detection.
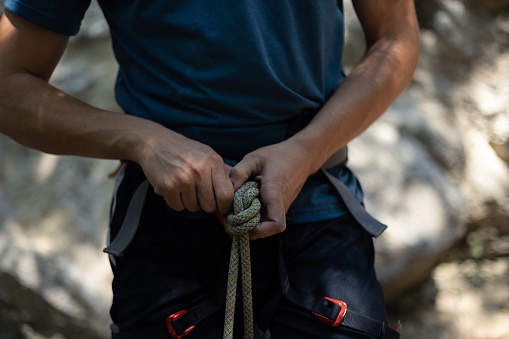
[229,139,315,239]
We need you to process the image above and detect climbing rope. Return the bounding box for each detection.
[223,181,261,339]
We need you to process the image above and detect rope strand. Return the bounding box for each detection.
[223,181,260,339]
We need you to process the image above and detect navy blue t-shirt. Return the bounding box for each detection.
[3,0,364,223]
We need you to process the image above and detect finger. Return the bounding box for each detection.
[153,182,186,211]
[212,165,234,215]
[252,188,286,238]
[163,192,185,212]
[180,185,200,212]
[248,231,259,241]
[196,172,216,213]
[229,158,257,191]
[251,219,286,239]
[224,163,233,175]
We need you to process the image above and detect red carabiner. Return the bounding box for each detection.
[312,297,348,328]
[166,309,196,339]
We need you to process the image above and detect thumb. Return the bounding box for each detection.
[251,192,286,238]
[229,157,258,191]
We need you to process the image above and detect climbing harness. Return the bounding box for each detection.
[105,146,400,338]
[275,236,401,339]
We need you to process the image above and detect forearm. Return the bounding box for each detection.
[226,41,417,238]
[0,71,157,162]
[293,32,419,173]
[1,70,236,213]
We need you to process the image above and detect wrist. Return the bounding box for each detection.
[288,130,333,175]
[110,116,164,166]
[284,135,324,176]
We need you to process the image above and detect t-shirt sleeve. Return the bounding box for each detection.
[3,0,92,36]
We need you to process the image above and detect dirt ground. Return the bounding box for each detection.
[387,257,509,339]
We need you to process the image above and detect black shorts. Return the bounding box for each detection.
[108,164,389,338]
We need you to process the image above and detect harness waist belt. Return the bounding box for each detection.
[104,145,387,257]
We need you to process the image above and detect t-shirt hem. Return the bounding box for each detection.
[286,209,349,225]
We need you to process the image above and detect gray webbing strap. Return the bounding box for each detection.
[102,145,385,257]
[321,169,387,238]
[103,180,150,256]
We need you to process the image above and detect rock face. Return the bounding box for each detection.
[0,144,115,338]
[1,1,509,337]
[0,4,117,338]
[344,0,509,300]
[344,0,509,301]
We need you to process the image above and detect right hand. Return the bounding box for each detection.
[135,127,234,215]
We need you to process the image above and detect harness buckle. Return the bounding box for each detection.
[312,297,348,328]
[165,309,196,339]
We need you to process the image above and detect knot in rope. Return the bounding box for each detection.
[226,181,261,235]
[223,181,261,339]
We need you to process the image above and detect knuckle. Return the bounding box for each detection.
[175,170,194,187]
[187,163,209,180]
[207,152,223,164]
[229,167,246,180]
[153,181,170,196]
[216,185,234,200]
[193,151,221,168]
